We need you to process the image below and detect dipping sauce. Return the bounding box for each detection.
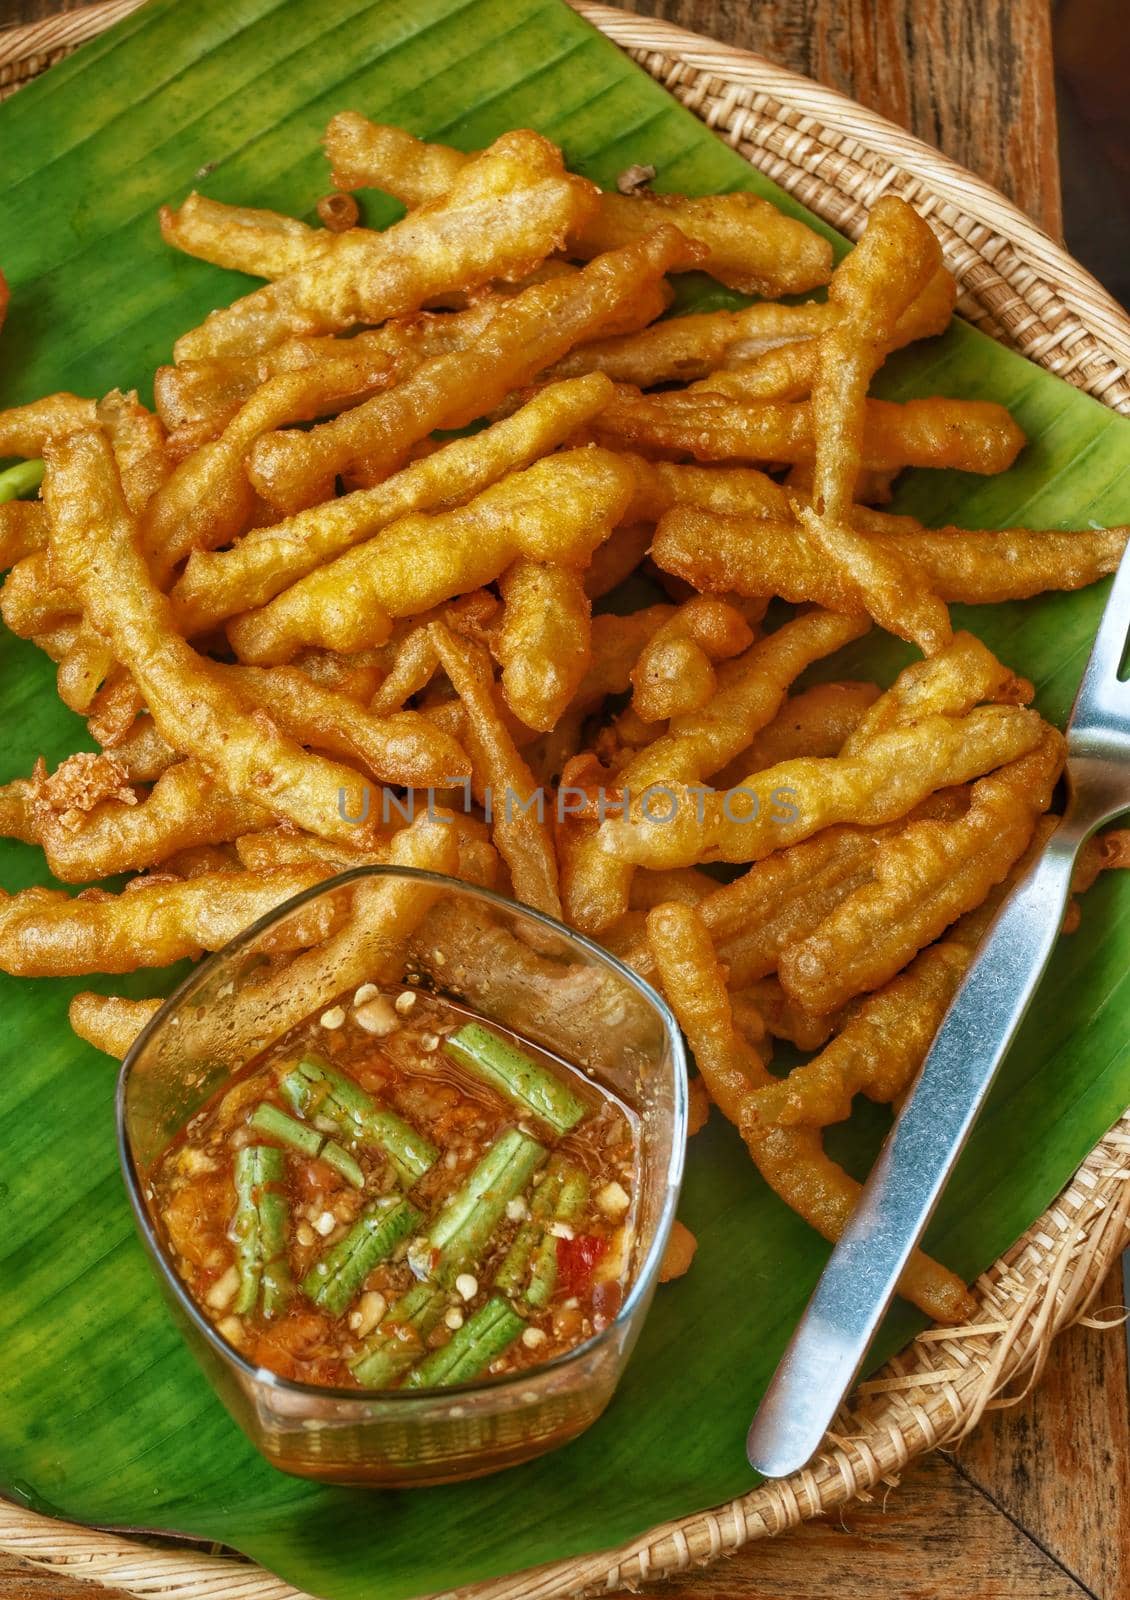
[148,985,639,1390]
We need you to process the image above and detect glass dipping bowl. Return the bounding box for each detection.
[117,867,687,1486]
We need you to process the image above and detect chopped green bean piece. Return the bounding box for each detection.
[408,1128,546,1286]
[249,1102,321,1157]
[321,1141,365,1188]
[526,1165,589,1309]
[248,1101,365,1187]
[406,1296,526,1388]
[302,1196,421,1317]
[280,1053,436,1185]
[444,1022,586,1135]
[232,1145,290,1319]
[349,1282,447,1388]
[493,1162,565,1294]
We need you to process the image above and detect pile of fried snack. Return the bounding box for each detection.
[1,121,1128,1319]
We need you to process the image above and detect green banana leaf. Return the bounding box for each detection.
[1,1,1129,1595]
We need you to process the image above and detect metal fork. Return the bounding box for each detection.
[746,538,1130,1479]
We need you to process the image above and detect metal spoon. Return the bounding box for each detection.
[747,538,1130,1479]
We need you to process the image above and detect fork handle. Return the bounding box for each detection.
[746,818,1084,1479]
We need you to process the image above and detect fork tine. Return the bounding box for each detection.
[1069,536,1130,733]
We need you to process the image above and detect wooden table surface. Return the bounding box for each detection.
[0,1,1125,1598]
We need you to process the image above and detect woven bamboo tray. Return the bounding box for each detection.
[1,2,1129,1596]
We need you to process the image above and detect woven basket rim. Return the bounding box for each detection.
[1,5,1129,1600]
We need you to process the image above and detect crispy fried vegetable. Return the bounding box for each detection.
[1064,828,1130,932]
[430,621,561,917]
[496,560,591,732]
[629,596,754,723]
[144,343,404,580]
[651,506,1129,611]
[0,393,95,456]
[600,704,1045,870]
[156,304,499,455]
[2,758,268,882]
[108,718,179,783]
[840,630,1031,752]
[228,447,633,664]
[779,730,1065,1012]
[174,132,594,361]
[621,455,793,524]
[53,391,175,716]
[561,609,868,932]
[796,198,953,652]
[544,301,840,387]
[45,427,385,846]
[712,681,881,788]
[683,267,953,404]
[594,388,1025,476]
[646,900,974,1322]
[0,551,73,638]
[324,114,833,297]
[745,828,1056,1133]
[569,189,832,298]
[706,825,898,986]
[733,979,842,1053]
[224,664,470,787]
[0,502,46,569]
[68,993,162,1059]
[171,375,613,634]
[246,227,694,513]
[159,193,335,278]
[568,606,676,715]
[658,1219,698,1283]
[0,867,331,976]
[324,114,468,201]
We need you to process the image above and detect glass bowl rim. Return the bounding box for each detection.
[116,864,689,1406]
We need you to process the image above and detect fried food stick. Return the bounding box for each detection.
[646,901,975,1322]
[496,560,592,732]
[795,197,953,654]
[599,704,1045,870]
[44,427,386,846]
[779,730,1065,1013]
[227,447,634,664]
[561,609,869,932]
[246,226,696,513]
[683,266,955,403]
[651,507,1129,610]
[711,681,882,789]
[592,389,1024,477]
[171,374,613,634]
[429,622,561,918]
[0,758,270,882]
[69,994,163,1059]
[323,113,833,297]
[0,867,333,976]
[173,131,594,361]
[746,822,1060,1132]
[629,596,754,723]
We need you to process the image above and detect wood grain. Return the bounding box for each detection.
[0,0,95,26]
[0,1554,135,1600]
[611,1455,1091,1599]
[959,1264,1130,1599]
[616,0,1062,238]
